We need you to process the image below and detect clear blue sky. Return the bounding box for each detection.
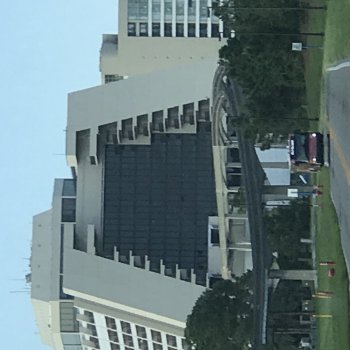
[0,1,117,348]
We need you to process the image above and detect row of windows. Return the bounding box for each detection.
[128,0,213,22]
[128,21,231,38]
[80,311,188,350]
[105,317,184,349]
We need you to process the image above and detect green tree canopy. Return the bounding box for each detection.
[185,273,254,350]
[264,198,310,267]
[214,0,309,138]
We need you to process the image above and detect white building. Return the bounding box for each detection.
[100,0,228,79]
[32,60,231,350]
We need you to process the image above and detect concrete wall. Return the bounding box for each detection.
[63,225,206,330]
[31,179,66,350]
[99,1,224,77]
[67,58,217,166]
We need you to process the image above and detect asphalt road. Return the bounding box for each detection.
[326,61,350,274]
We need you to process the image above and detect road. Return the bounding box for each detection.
[212,66,271,350]
[326,61,350,274]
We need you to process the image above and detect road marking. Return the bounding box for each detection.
[329,126,350,186]
[327,61,350,72]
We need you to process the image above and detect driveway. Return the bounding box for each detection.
[326,61,350,274]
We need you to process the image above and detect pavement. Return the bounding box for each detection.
[326,60,350,275]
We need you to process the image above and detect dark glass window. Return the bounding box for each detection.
[200,23,207,37]
[211,23,219,38]
[151,330,162,343]
[108,330,119,343]
[210,228,219,244]
[166,335,177,347]
[138,338,149,350]
[62,179,75,196]
[153,343,163,350]
[188,23,195,37]
[164,23,172,37]
[140,22,148,36]
[128,22,136,36]
[105,316,117,330]
[152,23,161,36]
[136,325,147,338]
[176,23,184,37]
[61,198,76,222]
[123,334,134,347]
[121,321,132,334]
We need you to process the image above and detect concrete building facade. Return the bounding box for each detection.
[100,0,228,79]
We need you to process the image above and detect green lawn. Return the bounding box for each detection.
[302,0,326,122]
[303,1,350,349]
[314,169,350,350]
[323,0,350,66]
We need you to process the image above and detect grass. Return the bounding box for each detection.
[323,0,350,66]
[302,0,326,122]
[303,1,350,349]
[314,169,350,350]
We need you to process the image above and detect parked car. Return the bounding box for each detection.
[289,132,324,171]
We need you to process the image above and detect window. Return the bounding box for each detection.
[176,23,184,37]
[61,198,76,222]
[105,74,122,84]
[212,23,219,38]
[165,0,173,20]
[200,23,207,37]
[105,316,116,330]
[211,228,219,245]
[152,0,161,21]
[128,22,136,36]
[200,0,208,20]
[110,343,120,350]
[62,179,75,196]
[166,335,177,347]
[176,0,184,20]
[121,321,132,334]
[123,334,134,347]
[128,0,148,20]
[87,323,97,336]
[89,336,100,349]
[140,23,148,36]
[152,23,161,36]
[153,343,163,350]
[108,330,119,343]
[83,310,94,323]
[164,23,172,37]
[188,23,195,37]
[136,325,147,338]
[151,330,162,343]
[138,338,149,350]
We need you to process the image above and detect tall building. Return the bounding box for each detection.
[32,59,241,350]
[31,179,82,350]
[31,4,248,350]
[100,0,229,79]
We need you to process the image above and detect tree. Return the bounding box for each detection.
[214,0,309,138]
[185,273,254,350]
[264,199,310,268]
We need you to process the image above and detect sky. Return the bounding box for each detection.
[0,1,117,348]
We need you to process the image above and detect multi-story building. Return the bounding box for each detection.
[100,0,230,79]
[31,179,82,350]
[33,59,244,350]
